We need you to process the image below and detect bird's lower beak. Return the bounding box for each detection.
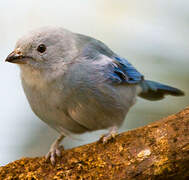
[5,50,26,64]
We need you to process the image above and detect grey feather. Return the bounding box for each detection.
[7,26,184,136]
[139,80,184,101]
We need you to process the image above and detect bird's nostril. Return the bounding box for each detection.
[14,48,22,55]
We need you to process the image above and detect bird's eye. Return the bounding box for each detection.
[37,44,46,53]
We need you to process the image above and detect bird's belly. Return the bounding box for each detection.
[21,75,137,134]
[22,81,88,135]
[64,83,138,130]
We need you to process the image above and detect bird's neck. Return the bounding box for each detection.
[19,64,65,90]
[19,65,46,89]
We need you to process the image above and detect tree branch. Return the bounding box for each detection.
[1,107,189,179]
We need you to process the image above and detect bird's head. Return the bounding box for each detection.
[5,26,77,70]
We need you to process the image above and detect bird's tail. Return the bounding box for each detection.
[138,80,184,101]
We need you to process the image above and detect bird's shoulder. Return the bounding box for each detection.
[75,33,144,84]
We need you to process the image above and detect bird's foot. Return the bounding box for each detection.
[100,126,118,144]
[45,135,64,165]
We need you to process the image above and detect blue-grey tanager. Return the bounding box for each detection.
[5,27,184,164]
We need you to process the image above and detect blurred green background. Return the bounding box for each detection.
[0,0,188,166]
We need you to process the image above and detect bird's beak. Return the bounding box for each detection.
[5,50,26,64]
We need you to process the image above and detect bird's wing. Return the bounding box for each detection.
[80,38,144,84]
[108,56,144,84]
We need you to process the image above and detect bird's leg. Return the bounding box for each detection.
[45,134,65,165]
[101,126,118,144]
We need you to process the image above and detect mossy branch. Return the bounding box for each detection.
[1,107,189,180]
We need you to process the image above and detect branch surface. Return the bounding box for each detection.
[0,107,189,180]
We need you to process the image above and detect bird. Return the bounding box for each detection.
[5,26,184,164]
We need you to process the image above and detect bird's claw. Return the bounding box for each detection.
[100,126,118,144]
[45,135,65,165]
[45,144,64,165]
[101,131,117,144]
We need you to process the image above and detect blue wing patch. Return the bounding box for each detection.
[80,38,143,84]
[109,56,144,84]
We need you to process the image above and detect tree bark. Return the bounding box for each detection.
[0,107,189,180]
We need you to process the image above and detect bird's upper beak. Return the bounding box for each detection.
[5,49,26,64]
